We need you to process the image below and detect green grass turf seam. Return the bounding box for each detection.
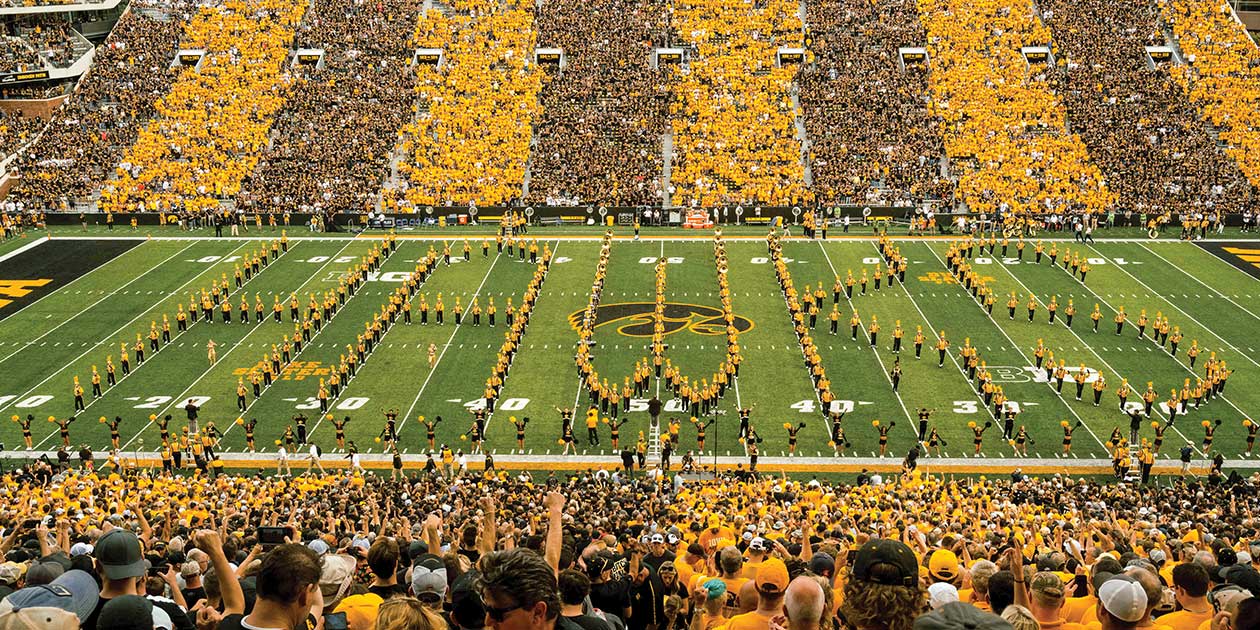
[1138,243,1260,324]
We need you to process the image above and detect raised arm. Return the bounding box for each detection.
[196,530,244,615]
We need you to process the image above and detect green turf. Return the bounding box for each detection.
[1,232,1258,464]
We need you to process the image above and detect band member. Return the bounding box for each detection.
[913,326,925,359]
[890,359,902,393]
[936,332,949,368]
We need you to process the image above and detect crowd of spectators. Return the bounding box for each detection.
[0,109,44,161]
[0,35,43,75]
[99,0,307,214]
[393,0,543,209]
[24,22,85,69]
[0,463,1259,630]
[1160,0,1260,192]
[1041,0,1254,216]
[524,0,672,207]
[9,1,186,209]
[798,0,953,207]
[235,0,422,215]
[670,0,808,207]
[918,0,1112,216]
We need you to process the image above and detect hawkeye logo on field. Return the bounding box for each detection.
[0,279,53,310]
[569,302,754,338]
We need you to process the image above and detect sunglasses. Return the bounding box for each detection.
[483,600,525,622]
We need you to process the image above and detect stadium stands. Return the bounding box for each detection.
[1161,0,1260,190]
[0,109,43,161]
[525,0,671,207]
[670,0,809,207]
[99,0,308,214]
[0,35,44,74]
[9,3,184,207]
[798,0,953,206]
[234,0,422,214]
[918,0,1112,216]
[1040,0,1254,215]
[393,0,543,209]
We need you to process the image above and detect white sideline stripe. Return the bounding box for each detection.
[0,235,49,263]
[43,235,1260,243]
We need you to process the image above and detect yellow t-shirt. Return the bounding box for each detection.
[718,610,774,630]
[1156,609,1212,630]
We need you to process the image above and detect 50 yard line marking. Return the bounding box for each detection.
[0,241,198,367]
[115,239,362,451]
[395,253,503,440]
[0,240,237,418]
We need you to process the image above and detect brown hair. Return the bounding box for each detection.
[374,597,448,630]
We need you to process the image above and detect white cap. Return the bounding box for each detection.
[1099,576,1148,623]
[927,583,959,610]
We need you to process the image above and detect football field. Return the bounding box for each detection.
[1,226,1259,476]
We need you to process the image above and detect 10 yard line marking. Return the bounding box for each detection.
[0,242,198,367]
[396,253,503,439]
[0,241,219,418]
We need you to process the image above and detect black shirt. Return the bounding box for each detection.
[589,578,631,619]
[182,586,207,607]
[565,613,614,630]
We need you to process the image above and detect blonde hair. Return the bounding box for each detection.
[374,597,448,630]
[1000,604,1040,630]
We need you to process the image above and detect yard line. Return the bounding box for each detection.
[1081,245,1260,371]
[815,242,916,432]
[0,235,48,264]
[0,242,198,367]
[395,253,503,439]
[950,244,1206,453]
[910,243,1111,454]
[1138,243,1260,324]
[29,240,295,449]
[116,239,362,451]
[306,243,471,441]
[0,241,234,418]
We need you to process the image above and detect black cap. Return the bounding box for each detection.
[851,539,918,587]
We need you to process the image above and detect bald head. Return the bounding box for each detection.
[738,578,760,614]
[1124,567,1163,621]
[784,576,825,630]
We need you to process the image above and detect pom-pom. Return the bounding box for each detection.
[783,422,792,430]
[375,437,382,443]
[1246,419,1253,428]
[274,440,282,446]
[828,441,836,448]
[236,418,245,426]
[1150,421,1159,429]
[968,421,977,429]
[1060,421,1069,428]
[460,435,467,441]
[872,420,880,427]
[99,417,107,424]
[1202,420,1211,428]
[557,439,565,445]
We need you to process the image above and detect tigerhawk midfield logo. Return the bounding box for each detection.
[568,302,755,338]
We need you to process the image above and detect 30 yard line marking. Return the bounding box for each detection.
[115,239,362,451]
[0,241,243,419]
[0,241,198,367]
[957,244,1201,453]
[911,243,1110,454]
[396,253,503,439]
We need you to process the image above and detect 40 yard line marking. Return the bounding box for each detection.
[395,253,504,440]
[0,241,198,367]
[115,239,362,451]
[0,240,237,418]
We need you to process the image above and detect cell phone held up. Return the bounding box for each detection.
[257,526,289,550]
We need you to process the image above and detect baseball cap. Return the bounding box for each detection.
[701,578,727,600]
[755,558,789,594]
[808,553,835,576]
[927,583,959,610]
[1098,575,1148,623]
[650,534,665,544]
[308,539,331,557]
[748,537,768,552]
[0,570,100,621]
[1148,549,1166,566]
[410,554,447,600]
[852,539,918,587]
[912,601,1012,630]
[97,595,153,630]
[68,543,93,558]
[319,554,357,609]
[96,530,145,580]
[927,549,960,582]
[0,608,78,630]
[585,554,611,576]
[1030,572,1065,601]
[0,564,22,585]
[23,563,63,586]
[450,570,485,630]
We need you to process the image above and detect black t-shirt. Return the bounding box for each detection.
[83,596,195,630]
[182,586,207,607]
[216,613,319,630]
[641,551,675,572]
[589,578,631,618]
[368,583,409,600]
[565,613,614,630]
